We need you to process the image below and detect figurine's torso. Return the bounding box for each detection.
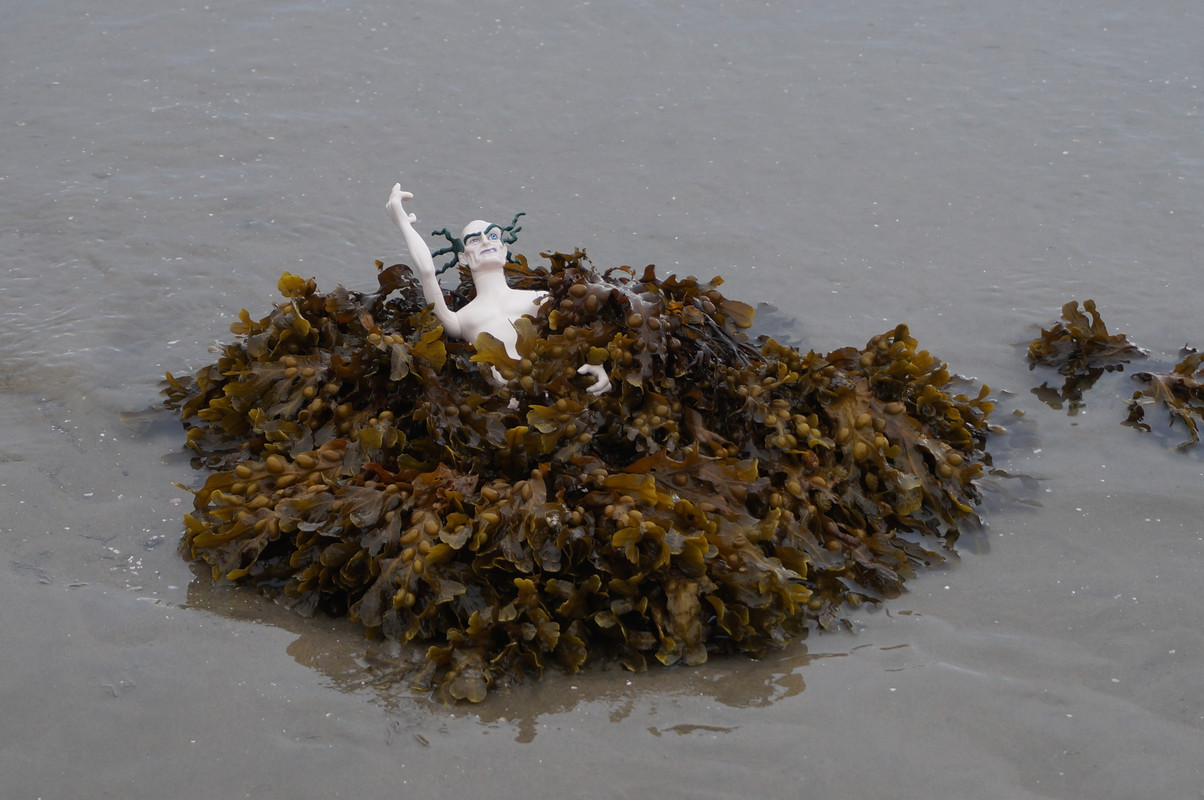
[458,288,547,357]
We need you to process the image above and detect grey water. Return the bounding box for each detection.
[3,1,1202,798]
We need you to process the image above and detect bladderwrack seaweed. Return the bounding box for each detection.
[165,251,994,700]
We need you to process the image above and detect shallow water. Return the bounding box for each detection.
[3,1,1202,798]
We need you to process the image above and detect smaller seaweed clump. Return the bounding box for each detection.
[1027,299,1145,412]
[1125,349,1204,448]
[164,251,993,702]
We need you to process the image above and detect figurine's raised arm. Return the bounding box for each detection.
[385,184,463,339]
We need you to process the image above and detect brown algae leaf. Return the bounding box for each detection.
[1027,299,1145,412]
[164,251,994,702]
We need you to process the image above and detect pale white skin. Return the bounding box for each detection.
[386,184,610,395]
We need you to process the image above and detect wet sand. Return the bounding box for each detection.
[3,1,1202,798]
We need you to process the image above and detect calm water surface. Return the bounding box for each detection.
[3,1,1202,798]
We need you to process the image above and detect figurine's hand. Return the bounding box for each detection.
[386,183,417,229]
[578,363,612,395]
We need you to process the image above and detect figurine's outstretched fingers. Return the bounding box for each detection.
[578,363,612,395]
[386,184,417,225]
[387,183,414,204]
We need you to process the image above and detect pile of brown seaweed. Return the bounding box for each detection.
[1027,299,1145,412]
[1027,299,1204,448]
[1125,351,1204,448]
[164,251,994,702]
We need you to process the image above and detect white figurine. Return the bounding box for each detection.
[386,184,611,395]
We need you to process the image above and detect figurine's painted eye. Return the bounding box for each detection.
[488,231,500,241]
[465,235,480,245]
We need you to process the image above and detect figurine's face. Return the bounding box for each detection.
[459,220,507,271]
